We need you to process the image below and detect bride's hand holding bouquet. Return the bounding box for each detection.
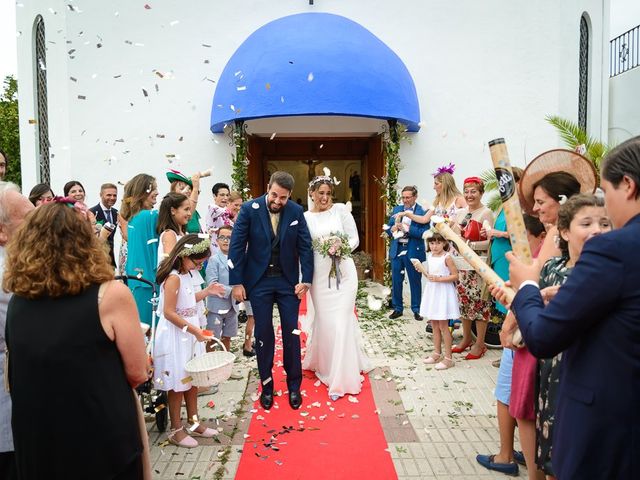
[312,231,352,288]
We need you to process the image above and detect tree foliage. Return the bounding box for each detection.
[0,75,21,186]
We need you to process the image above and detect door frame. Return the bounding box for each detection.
[247,135,386,281]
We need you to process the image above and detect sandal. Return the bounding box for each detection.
[168,427,198,448]
[435,357,455,370]
[423,352,442,364]
[465,346,488,360]
[451,343,472,353]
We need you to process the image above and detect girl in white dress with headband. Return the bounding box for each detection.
[413,231,460,370]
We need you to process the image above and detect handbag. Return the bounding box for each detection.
[462,219,486,242]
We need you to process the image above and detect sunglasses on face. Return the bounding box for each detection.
[217,235,231,242]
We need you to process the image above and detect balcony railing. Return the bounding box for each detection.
[610,25,640,77]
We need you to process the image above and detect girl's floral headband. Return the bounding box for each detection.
[178,235,211,257]
[432,162,455,177]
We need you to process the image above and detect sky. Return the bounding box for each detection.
[1,1,640,83]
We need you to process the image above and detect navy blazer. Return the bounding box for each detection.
[228,195,313,294]
[386,204,427,261]
[511,214,640,479]
[90,203,118,265]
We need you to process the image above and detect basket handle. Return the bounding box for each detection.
[206,335,228,352]
[190,335,228,358]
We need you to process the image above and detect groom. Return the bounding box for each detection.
[230,171,313,410]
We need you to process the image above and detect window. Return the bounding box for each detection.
[34,15,50,183]
[578,15,589,131]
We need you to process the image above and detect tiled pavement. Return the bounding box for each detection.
[148,281,527,479]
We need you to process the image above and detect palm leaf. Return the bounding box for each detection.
[545,115,588,149]
[545,114,610,169]
[480,169,497,192]
[486,192,503,212]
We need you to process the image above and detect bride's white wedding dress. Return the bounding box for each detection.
[302,203,372,398]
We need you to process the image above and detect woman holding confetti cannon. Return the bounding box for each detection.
[5,199,149,479]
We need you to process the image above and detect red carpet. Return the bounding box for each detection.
[234,321,397,480]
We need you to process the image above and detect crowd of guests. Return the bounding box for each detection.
[387,137,640,479]
[0,168,255,478]
[1,135,639,479]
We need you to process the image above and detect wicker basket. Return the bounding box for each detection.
[185,337,236,387]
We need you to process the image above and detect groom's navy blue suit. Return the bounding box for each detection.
[511,214,640,479]
[229,194,313,394]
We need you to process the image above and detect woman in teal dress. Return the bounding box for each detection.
[121,173,160,325]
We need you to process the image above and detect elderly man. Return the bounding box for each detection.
[0,182,34,479]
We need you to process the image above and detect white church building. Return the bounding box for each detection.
[14,0,639,278]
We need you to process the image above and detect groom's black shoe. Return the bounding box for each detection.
[289,391,302,410]
[414,312,423,321]
[260,391,274,410]
[389,311,403,319]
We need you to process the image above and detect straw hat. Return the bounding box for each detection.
[518,149,598,214]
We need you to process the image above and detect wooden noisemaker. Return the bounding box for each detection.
[488,138,533,265]
[432,219,516,304]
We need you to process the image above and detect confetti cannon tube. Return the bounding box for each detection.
[432,219,516,304]
[198,167,214,178]
[489,138,530,346]
[488,138,533,265]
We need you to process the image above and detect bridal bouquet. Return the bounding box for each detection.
[312,231,352,289]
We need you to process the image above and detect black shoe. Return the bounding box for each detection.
[414,312,423,321]
[289,391,302,410]
[389,311,403,319]
[259,391,273,410]
[425,323,433,334]
[243,348,256,357]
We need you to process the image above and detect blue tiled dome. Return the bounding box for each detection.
[210,13,420,132]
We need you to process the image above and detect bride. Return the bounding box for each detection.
[302,173,372,401]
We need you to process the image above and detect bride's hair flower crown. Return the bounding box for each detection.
[309,167,341,188]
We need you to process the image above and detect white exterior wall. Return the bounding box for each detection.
[16,0,609,208]
[609,67,640,144]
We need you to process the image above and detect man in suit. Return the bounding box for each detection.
[89,183,118,267]
[500,136,640,479]
[229,171,313,411]
[387,186,428,320]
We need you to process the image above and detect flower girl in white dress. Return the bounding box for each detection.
[413,231,460,370]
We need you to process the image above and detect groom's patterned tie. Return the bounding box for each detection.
[270,212,280,235]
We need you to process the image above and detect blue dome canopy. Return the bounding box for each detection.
[210,13,421,132]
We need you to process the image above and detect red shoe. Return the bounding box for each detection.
[465,346,488,360]
[451,343,472,354]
